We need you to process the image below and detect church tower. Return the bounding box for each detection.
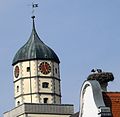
[12,16,61,107]
[4,15,74,117]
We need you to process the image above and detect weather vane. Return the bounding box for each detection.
[32,1,39,16]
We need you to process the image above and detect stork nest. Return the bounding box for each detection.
[87,72,114,83]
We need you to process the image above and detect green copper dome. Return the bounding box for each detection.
[12,17,60,65]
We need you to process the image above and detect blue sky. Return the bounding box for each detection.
[1,0,120,116]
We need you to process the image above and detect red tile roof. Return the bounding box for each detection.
[103,92,120,117]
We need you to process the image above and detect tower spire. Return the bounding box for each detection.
[31,15,35,30]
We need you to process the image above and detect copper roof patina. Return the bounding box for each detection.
[12,16,60,65]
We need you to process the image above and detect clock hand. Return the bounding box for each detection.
[43,62,47,73]
[45,63,49,73]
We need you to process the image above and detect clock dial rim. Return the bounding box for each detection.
[14,66,19,78]
[39,62,51,75]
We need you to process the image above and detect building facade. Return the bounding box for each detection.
[70,72,120,117]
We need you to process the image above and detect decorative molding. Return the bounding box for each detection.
[14,92,62,99]
[14,76,61,83]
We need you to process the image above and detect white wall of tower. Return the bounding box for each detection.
[13,60,61,107]
[13,60,60,81]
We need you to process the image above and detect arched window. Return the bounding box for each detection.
[44,98,48,103]
[42,82,49,88]
[17,86,19,92]
[17,101,20,106]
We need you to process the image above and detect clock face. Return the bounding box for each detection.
[39,62,51,75]
[14,66,19,78]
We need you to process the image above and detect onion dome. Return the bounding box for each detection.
[12,16,60,65]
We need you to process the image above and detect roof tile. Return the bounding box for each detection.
[103,92,120,117]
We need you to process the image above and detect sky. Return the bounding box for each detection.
[1,0,120,116]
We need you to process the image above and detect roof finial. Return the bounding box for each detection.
[31,15,35,19]
[32,1,39,17]
[31,1,38,30]
[31,15,35,30]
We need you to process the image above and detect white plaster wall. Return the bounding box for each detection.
[13,60,61,106]
[39,78,53,93]
[31,60,37,76]
[13,61,60,78]
[21,61,30,77]
[32,94,39,103]
[23,94,40,103]
[23,95,31,103]
[15,96,22,106]
[31,78,38,93]
[40,94,53,104]
[14,80,21,97]
[14,61,37,80]
[22,79,30,94]
[79,81,107,117]
[4,113,25,117]
[82,86,98,117]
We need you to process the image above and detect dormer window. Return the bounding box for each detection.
[42,82,49,88]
